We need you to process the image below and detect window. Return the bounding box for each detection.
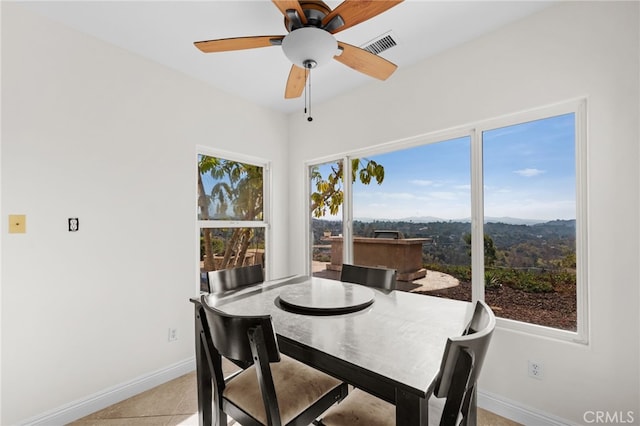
[351,138,472,299]
[198,151,269,285]
[310,159,344,281]
[307,100,587,341]
[310,138,472,298]
[482,113,578,331]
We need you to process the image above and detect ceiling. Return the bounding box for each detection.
[19,1,554,114]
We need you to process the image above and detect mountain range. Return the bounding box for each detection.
[353,216,554,226]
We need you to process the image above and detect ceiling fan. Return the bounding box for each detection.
[194,0,403,100]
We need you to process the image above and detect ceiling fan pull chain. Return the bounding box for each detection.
[304,66,308,117]
[304,65,313,122]
[307,67,313,122]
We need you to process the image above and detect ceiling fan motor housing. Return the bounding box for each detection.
[282,27,338,68]
[285,0,332,31]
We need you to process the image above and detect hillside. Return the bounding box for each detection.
[313,218,576,269]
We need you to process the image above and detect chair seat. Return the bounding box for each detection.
[319,388,394,426]
[224,354,344,425]
[319,388,448,426]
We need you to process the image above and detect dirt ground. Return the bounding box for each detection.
[313,262,577,331]
[416,280,577,331]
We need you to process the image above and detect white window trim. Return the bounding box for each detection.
[196,146,272,285]
[304,98,589,344]
[476,98,588,344]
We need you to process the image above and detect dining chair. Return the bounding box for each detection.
[202,263,264,293]
[200,296,349,426]
[339,264,397,291]
[201,264,266,376]
[317,300,496,426]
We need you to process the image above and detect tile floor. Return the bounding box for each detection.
[69,361,520,426]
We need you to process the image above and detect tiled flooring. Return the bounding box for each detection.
[69,371,198,425]
[69,360,520,426]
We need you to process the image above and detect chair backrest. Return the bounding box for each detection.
[340,264,397,290]
[204,264,264,294]
[434,300,495,425]
[200,297,286,425]
[200,271,209,292]
[462,300,494,336]
[200,296,280,364]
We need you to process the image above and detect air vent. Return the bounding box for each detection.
[361,31,398,55]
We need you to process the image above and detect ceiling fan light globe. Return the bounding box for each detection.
[282,27,337,68]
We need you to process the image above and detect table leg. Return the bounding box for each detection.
[396,389,429,426]
[194,304,213,426]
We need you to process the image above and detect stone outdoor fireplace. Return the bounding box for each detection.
[326,236,429,281]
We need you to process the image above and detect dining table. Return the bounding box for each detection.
[190,274,472,426]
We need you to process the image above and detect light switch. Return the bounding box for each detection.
[9,215,26,233]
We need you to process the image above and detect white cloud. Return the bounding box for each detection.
[514,168,545,177]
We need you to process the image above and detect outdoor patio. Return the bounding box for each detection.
[312,261,459,292]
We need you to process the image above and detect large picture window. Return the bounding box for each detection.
[482,113,577,330]
[198,151,269,286]
[308,100,586,341]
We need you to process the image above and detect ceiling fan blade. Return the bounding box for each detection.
[323,0,403,34]
[194,36,284,53]
[335,41,397,80]
[285,65,307,99]
[272,0,307,25]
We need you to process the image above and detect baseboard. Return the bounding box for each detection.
[478,389,577,426]
[21,361,572,426]
[20,357,196,426]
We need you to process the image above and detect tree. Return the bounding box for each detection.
[310,158,385,218]
[198,156,263,270]
[463,233,498,267]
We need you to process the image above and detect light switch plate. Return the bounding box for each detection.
[9,215,26,233]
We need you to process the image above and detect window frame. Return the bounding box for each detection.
[197,146,272,287]
[475,99,588,343]
[305,98,588,343]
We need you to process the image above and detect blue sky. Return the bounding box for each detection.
[318,113,575,222]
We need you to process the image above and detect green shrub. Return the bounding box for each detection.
[551,270,577,287]
[426,263,557,293]
[484,271,502,290]
[426,263,471,282]
[511,271,554,293]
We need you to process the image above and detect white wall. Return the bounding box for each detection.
[3,2,639,425]
[288,2,639,424]
[1,4,288,424]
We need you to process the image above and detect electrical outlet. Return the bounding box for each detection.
[528,360,543,379]
[168,328,178,342]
